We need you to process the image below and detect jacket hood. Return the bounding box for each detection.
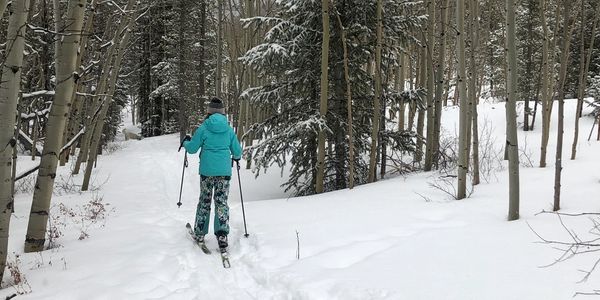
[205,114,229,133]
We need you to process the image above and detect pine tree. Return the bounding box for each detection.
[241,0,422,195]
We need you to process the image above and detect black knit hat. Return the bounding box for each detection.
[207,97,225,115]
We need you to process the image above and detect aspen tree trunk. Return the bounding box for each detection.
[245,0,260,170]
[540,3,561,167]
[73,15,120,175]
[433,0,450,169]
[553,0,578,211]
[216,0,223,98]
[61,0,97,166]
[226,0,242,124]
[424,0,436,171]
[539,0,550,167]
[199,0,206,113]
[523,0,534,131]
[380,62,391,178]
[236,0,251,141]
[597,117,600,140]
[0,0,8,18]
[25,0,87,253]
[443,49,454,106]
[506,0,520,220]
[397,53,406,132]
[53,0,61,55]
[407,51,417,130]
[464,1,474,168]
[368,0,383,183]
[340,17,355,189]
[178,0,188,139]
[11,116,20,203]
[456,0,469,200]
[571,2,599,160]
[415,44,427,164]
[315,0,330,193]
[81,1,136,192]
[470,0,480,185]
[0,0,31,277]
[131,97,136,125]
[31,117,39,160]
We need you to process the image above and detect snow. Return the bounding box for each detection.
[2,100,599,299]
[21,90,55,99]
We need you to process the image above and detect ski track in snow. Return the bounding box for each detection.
[6,134,322,300]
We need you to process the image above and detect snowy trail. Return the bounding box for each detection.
[6,134,305,300]
[3,100,600,299]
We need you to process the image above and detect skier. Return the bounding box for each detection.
[181,97,243,254]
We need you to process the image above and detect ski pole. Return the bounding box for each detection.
[177,148,188,208]
[235,160,249,238]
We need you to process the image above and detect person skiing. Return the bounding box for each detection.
[181,97,242,253]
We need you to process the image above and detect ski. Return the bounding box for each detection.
[220,251,231,268]
[185,223,211,255]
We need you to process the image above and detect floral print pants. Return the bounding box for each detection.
[194,176,230,238]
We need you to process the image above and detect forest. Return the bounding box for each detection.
[0,0,599,298]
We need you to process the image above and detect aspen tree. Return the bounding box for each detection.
[424,0,436,171]
[470,0,481,185]
[433,0,451,169]
[81,0,137,192]
[315,0,330,193]
[540,3,561,167]
[571,1,599,160]
[0,0,31,276]
[506,0,521,220]
[25,0,87,253]
[456,0,470,199]
[553,0,579,211]
[216,0,223,98]
[368,0,383,183]
[333,6,355,189]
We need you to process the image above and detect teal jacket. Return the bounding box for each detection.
[183,114,243,177]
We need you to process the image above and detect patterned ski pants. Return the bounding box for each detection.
[194,176,231,238]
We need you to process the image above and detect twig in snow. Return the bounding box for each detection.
[296,230,300,260]
[528,213,600,289]
[535,210,600,217]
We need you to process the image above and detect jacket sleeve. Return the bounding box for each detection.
[230,130,243,160]
[183,126,205,154]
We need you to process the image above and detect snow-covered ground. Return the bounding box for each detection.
[2,100,599,299]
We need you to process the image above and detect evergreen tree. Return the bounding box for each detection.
[240,0,423,195]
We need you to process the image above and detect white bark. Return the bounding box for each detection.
[315,0,330,193]
[553,0,579,211]
[0,0,31,277]
[0,0,8,18]
[25,0,87,253]
[368,0,383,182]
[424,0,436,171]
[506,0,520,220]
[456,0,469,199]
[571,2,599,160]
[81,0,137,191]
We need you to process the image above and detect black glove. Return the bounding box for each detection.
[178,135,191,152]
[232,158,240,167]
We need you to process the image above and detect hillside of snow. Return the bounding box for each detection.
[2,100,599,299]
